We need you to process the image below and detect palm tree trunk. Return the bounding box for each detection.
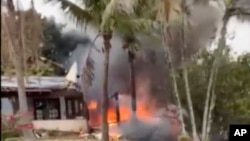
[201,57,217,141]
[201,11,230,141]
[114,92,120,123]
[161,25,187,135]
[180,3,199,139]
[6,26,34,139]
[128,51,137,113]
[5,0,28,111]
[206,66,218,137]
[5,0,34,139]
[206,88,216,138]
[182,68,199,141]
[101,33,112,141]
[18,5,27,82]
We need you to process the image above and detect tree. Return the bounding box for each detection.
[2,0,39,139]
[46,0,112,139]
[123,38,138,113]
[201,0,250,140]
[46,0,150,140]
[122,34,140,113]
[177,50,250,140]
[1,2,55,76]
[155,1,225,140]
[119,0,155,114]
[155,0,188,137]
[180,1,199,140]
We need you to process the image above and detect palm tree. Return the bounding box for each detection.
[201,0,243,140]
[47,0,151,140]
[122,35,139,113]
[119,0,155,114]
[155,0,188,136]
[3,0,34,139]
[180,1,199,140]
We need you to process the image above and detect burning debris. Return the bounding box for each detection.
[88,94,153,127]
[85,93,182,141]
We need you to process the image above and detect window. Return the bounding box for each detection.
[65,98,83,119]
[33,99,60,120]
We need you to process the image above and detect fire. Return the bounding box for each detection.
[87,95,152,127]
[88,100,98,110]
[86,95,182,139]
[84,77,181,139]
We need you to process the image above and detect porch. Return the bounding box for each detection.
[1,76,86,120]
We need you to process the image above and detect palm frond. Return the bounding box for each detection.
[101,0,134,31]
[117,18,154,34]
[46,0,92,26]
[122,33,141,51]
[118,17,161,44]
[133,0,155,17]
[101,0,155,31]
[83,56,95,87]
[156,0,182,23]
[129,18,156,33]
[82,48,95,88]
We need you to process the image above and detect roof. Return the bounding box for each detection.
[1,76,76,91]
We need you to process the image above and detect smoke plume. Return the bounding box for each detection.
[79,1,222,105]
[50,1,226,140]
[168,0,224,67]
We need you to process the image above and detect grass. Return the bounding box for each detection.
[1,131,21,141]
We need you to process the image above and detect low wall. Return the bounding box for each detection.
[32,119,87,132]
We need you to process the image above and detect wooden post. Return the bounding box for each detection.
[128,51,136,113]
[113,92,120,124]
[110,92,120,123]
[10,96,19,114]
[59,96,66,119]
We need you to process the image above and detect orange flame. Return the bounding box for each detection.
[87,96,181,138]
[88,100,98,110]
[88,96,152,127]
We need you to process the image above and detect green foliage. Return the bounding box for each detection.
[1,131,20,140]
[47,0,155,34]
[214,53,250,127]
[177,50,250,131]
[25,61,56,76]
[1,9,63,76]
[1,60,57,76]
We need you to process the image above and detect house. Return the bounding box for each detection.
[1,76,84,120]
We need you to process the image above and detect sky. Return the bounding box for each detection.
[11,0,250,56]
